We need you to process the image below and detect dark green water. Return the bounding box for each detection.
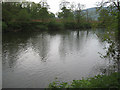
[3,29,109,88]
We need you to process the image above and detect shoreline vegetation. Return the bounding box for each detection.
[2,2,102,33]
[2,21,93,32]
[2,0,120,88]
[49,72,120,88]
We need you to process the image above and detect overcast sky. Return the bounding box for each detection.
[30,0,101,14]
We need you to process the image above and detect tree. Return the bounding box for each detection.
[98,0,120,30]
[2,2,20,22]
[97,0,120,84]
[49,12,55,18]
[38,7,49,22]
[58,6,74,22]
[70,2,76,11]
[30,2,41,19]
[75,3,85,23]
[59,0,70,9]
[16,9,30,22]
[39,0,49,9]
[98,8,110,27]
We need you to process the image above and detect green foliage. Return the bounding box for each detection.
[28,22,48,31]
[58,7,74,21]
[64,22,76,29]
[75,10,85,23]
[2,22,7,30]
[47,21,64,30]
[35,24,48,31]
[16,9,31,22]
[57,3,92,29]
[97,6,118,29]
[64,22,91,29]
[38,7,49,22]
[71,79,91,88]
[8,22,21,30]
[82,22,91,29]
[30,2,41,19]
[96,3,119,72]
[2,2,56,32]
[49,81,72,88]
[2,1,92,32]
[49,12,55,18]
[49,72,120,88]
[2,9,13,22]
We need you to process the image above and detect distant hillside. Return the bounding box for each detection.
[82,7,99,21]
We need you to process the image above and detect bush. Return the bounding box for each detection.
[49,72,120,88]
[92,23,98,28]
[2,22,7,30]
[75,23,84,29]
[64,22,92,29]
[29,22,48,31]
[7,22,21,31]
[64,22,76,29]
[16,9,31,22]
[47,21,64,30]
[83,22,92,29]
[35,24,48,31]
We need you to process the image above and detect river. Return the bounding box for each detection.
[3,29,110,88]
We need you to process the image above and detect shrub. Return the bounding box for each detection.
[64,22,92,29]
[64,22,76,29]
[35,24,48,31]
[83,22,92,29]
[8,22,21,31]
[47,21,64,30]
[49,72,120,88]
[2,22,7,30]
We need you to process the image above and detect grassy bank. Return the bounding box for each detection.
[2,21,92,32]
[49,72,120,88]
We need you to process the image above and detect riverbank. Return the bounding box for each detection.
[2,21,92,33]
[49,72,120,88]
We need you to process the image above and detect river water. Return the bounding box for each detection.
[3,29,109,88]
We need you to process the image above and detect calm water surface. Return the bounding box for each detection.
[3,29,109,88]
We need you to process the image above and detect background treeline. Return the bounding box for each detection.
[2,1,55,32]
[2,0,96,32]
[96,6,118,30]
[2,0,118,32]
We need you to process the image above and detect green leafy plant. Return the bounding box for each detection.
[49,72,120,88]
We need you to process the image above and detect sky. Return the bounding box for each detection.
[30,0,101,14]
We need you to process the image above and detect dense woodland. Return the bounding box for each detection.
[2,0,119,32]
[2,0,97,32]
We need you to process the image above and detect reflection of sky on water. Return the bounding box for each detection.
[2,29,109,88]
